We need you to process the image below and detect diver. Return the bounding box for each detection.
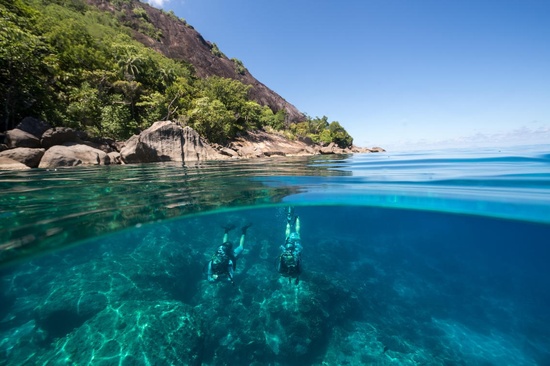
[278,207,303,284]
[207,223,251,284]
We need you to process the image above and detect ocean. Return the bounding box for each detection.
[1,145,549,365]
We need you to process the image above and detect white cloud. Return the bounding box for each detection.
[144,0,169,8]
[385,124,550,151]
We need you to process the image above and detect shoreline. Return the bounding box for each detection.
[0,119,385,171]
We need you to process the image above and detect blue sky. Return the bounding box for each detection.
[145,0,550,150]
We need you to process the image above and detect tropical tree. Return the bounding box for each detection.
[188,97,233,144]
[0,8,52,130]
[328,121,353,148]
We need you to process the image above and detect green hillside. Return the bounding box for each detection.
[0,0,353,147]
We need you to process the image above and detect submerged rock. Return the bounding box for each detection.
[191,263,361,365]
[35,301,204,365]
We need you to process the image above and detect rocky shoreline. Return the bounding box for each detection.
[0,117,385,170]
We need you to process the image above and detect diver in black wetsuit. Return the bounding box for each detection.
[277,207,303,284]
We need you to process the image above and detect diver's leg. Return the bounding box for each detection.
[234,224,250,258]
[285,221,291,238]
[222,224,236,243]
[234,243,243,257]
[295,216,301,235]
[286,207,295,235]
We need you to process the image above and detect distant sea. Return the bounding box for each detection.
[1,144,549,365]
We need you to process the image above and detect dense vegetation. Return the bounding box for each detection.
[0,0,353,147]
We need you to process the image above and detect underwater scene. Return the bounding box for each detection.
[1,146,550,365]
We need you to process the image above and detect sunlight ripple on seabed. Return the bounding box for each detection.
[432,318,537,365]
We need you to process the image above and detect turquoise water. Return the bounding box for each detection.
[1,145,549,365]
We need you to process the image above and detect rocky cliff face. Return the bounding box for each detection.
[86,0,305,123]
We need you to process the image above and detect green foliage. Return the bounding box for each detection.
[188,97,233,144]
[318,129,332,144]
[0,5,54,130]
[164,76,195,121]
[66,81,103,131]
[100,100,136,138]
[165,9,184,23]
[210,43,225,58]
[45,0,88,13]
[132,6,147,20]
[198,76,251,112]
[328,121,353,148]
[231,58,246,75]
[111,0,133,6]
[286,116,353,148]
[191,76,256,141]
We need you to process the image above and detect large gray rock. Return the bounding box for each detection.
[119,134,140,163]
[107,151,122,164]
[38,143,110,169]
[15,117,52,138]
[84,137,118,153]
[219,146,240,158]
[136,121,185,162]
[5,129,41,148]
[370,146,386,152]
[350,145,372,153]
[320,142,337,154]
[121,121,228,164]
[0,157,31,170]
[0,147,45,168]
[40,127,79,149]
[181,124,228,162]
[229,130,312,158]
